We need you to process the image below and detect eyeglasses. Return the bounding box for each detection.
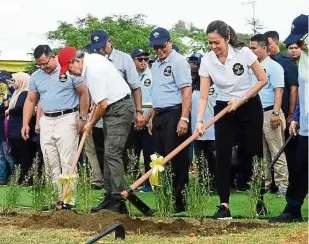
[35,54,53,68]
[134,57,149,62]
[153,42,169,50]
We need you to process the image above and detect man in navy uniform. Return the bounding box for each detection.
[148,27,192,212]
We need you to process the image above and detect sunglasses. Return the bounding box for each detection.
[35,54,54,68]
[153,42,169,50]
[135,57,149,62]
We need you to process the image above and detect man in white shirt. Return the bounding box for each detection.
[58,47,135,214]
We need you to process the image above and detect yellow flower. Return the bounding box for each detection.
[149,154,165,189]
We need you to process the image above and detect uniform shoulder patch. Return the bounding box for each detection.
[59,73,68,82]
[144,79,151,87]
[232,63,244,76]
[163,66,172,77]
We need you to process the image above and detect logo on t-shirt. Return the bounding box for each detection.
[232,63,244,76]
[163,66,172,76]
[144,79,151,87]
[59,73,67,82]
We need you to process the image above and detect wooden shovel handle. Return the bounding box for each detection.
[124,104,231,195]
[58,105,97,202]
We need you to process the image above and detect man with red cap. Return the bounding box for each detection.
[21,45,89,210]
[58,46,136,214]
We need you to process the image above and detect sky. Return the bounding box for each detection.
[0,0,307,60]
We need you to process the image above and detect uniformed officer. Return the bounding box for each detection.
[89,30,145,171]
[21,45,89,210]
[249,34,289,196]
[148,27,192,212]
[189,53,217,184]
[59,46,134,214]
[131,48,155,192]
[270,14,308,223]
[196,20,267,219]
[264,30,299,178]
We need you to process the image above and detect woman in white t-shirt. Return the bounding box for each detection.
[195,20,267,219]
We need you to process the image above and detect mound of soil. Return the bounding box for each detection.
[1,210,272,237]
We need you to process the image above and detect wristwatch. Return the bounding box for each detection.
[136,109,144,115]
[79,115,88,122]
[272,110,280,116]
[180,117,189,123]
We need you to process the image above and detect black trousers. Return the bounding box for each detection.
[214,96,263,203]
[92,127,105,175]
[284,128,298,182]
[194,140,216,180]
[285,135,308,214]
[152,108,189,205]
[9,138,36,181]
[134,128,155,188]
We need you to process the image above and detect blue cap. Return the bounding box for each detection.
[189,53,204,64]
[90,30,110,49]
[0,70,10,81]
[149,27,171,46]
[131,48,150,58]
[284,14,308,45]
[172,44,180,53]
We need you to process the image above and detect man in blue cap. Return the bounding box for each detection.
[131,48,155,192]
[90,30,145,173]
[148,27,192,212]
[270,14,308,223]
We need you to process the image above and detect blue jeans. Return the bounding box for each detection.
[0,141,15,183]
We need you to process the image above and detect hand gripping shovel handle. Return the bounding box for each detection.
[121,104,231,198]
[58,105,97,203]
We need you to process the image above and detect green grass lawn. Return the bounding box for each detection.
[0,186,307,218]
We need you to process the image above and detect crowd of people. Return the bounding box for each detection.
[0,14,307,222]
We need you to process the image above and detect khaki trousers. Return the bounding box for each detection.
[85,131,103,187]
[40,111,79,205]
[263,110,289,188]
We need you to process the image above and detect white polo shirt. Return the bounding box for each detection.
[82,53,131,105]
[199,44,257,101]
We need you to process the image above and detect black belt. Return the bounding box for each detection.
[107,94,131,109]
[154,104,181,115]
[264,105,273,112]
[44,107,78,117]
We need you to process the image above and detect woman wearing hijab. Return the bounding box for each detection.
[7,72,36,185]
[0,82,15,185]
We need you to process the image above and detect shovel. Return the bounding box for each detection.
[85,222,125,243]
[56,105,96,210]
[121,105,231,212]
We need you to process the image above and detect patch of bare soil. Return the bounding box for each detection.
[0,210,273,237]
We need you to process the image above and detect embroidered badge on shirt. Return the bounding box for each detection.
[209,87,215,95]
[163,66,172,76]
[59,73,68,82]
[144,79,151,87]
[232,63,244,76]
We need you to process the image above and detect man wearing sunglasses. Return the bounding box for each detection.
[131,48,154,192]
[148,27,192,212]
[21,45,89,210]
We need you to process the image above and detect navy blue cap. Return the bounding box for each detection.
[90,30,110,49]
[131,48,150,58]
[149,27,171,46]
[0,70,10,81]
[284,14,308,45]
[189,53,204,64]
[172,44,180,53]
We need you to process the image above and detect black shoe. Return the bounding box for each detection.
[269,212,303,223]
[256,202,269,216]
[91,193,112,213]
[91,184,103,190]
[213,205,232,220]
[110,195,128,215]
[175,204,186,213]
[62,204,74,210]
